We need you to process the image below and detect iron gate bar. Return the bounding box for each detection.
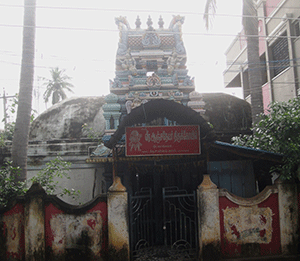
[129,187,154,258]
[130,186,198,260]
[163,187,198,259]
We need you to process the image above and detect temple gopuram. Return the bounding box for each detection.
[103,15,195,137]
[102,15,253,144]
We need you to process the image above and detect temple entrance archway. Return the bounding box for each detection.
[104,99,213,260]
[128,159,203,260]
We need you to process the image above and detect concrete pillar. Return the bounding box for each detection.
[108,176,130,260]
[24,183,46,261]
[276,178,299,255]
[198,174,221,260]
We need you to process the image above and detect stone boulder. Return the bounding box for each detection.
[29,96,106,141]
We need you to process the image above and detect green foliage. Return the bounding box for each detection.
[232,97,300,180]
[0,157,80,207]
[30,156,81,200]
[0,94,18,143]
[0,162,26,207]
[0,93,36,145]
[81,123,103,143]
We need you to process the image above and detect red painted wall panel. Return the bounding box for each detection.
[219,193,281,258]
[45,203,64,250]
[87,202,108,252]
[258,194,281,256]
[219,197,241,257]
[2,203,25,260]
[45,201,108,258]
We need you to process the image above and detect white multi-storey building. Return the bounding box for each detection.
[224,0,300,112]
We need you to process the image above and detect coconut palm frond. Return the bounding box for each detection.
[41,67,74,105]
[63,86,74,93]
[60,91,67,100]
[43,87,52,103]
[203,0,217,30]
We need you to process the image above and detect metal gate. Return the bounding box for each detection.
[129,187,154,257]
[129,187,198,260]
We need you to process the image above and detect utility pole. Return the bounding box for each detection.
[2,89,7,129]
[0,88,17,130]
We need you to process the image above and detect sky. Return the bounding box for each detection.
[0,0,244,127]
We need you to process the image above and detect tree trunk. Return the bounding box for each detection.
[11,0,36,182]
[204,0,264,124]
[243,0,263,124]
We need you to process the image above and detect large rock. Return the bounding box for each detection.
[29,96,106,141]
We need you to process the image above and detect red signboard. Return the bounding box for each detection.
[126,125,200,156]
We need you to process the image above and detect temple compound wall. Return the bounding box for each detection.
[0,175,299,260]
[0,181,130,261]
[198,175,300,260]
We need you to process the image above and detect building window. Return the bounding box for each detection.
[260,54,268,85]
[270,32,289,77]
[294,18,300,38]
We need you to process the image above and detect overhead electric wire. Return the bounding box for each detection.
[1,54,299,71]
[0,3,300,20]
[1,3,299,95]
[0,23,299,41]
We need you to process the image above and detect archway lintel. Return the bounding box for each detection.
[104,99,216,149]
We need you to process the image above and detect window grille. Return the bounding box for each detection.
[271,32,289,77]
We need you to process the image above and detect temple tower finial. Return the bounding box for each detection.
[135,16,141,29]
[147,16,153,30]
[158,16,164,29]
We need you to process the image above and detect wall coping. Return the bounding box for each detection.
[44,193,107,214]
[0,196,25,214]
[0,190,107,215]
[219,185,278,206]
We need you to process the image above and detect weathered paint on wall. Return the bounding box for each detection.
[24,183,47,261]
[108,176,130,260]
[1,179,299,260]
[277,180,299,255]
[219,192,281,258]
[198,175,221,260]
[223,206,273,244]
[45,201,108,260]
[45,203,64,255]
[0,183,108,261]
[0,203,25,260]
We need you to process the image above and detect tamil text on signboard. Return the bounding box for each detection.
[126,125,200,156]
